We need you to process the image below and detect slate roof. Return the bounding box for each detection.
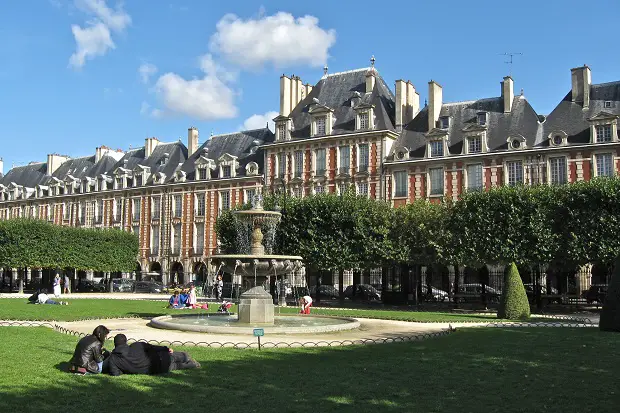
[111,141,188,182]
[180,128,274,179]
[394,95,542,159]
[542,81,620,145]
[0,162,49,188]
[289,68,396,139]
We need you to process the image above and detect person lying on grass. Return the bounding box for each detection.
[33,288,68,305]
[107,334,200,376]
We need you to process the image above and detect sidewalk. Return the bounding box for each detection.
[0,292,212,301]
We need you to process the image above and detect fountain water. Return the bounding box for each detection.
[150,194,359,334]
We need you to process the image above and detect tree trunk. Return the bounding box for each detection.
[338,269,345,305]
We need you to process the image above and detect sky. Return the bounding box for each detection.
[2,0,620,172]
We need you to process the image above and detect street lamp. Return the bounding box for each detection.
[277,178,287,306]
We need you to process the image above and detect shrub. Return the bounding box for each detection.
[600,256,620,332]
[497,262,531,320]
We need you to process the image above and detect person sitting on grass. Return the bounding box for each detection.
[299,295,313,314]
[168,291,184,309]
[107,334,200,376]
[186,284,198,308]
[179,288,189,307]
[36,288,68,305]
[69,325,110,375]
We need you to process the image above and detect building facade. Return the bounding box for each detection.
[1,60,618,292]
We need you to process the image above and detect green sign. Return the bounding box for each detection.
[253,328,264,337]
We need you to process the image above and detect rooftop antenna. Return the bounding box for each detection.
[370,55,376,68]
[323,65,328,76]
[501,52,523,77]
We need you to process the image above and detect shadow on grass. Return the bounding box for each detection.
[1,327,619,413]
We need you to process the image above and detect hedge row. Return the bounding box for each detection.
[0,219,139,272]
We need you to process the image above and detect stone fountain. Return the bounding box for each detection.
[210,194,303,325]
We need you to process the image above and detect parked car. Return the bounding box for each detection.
[134,281,164,293]
[455,284,501,303]
[343,284,382,301]
[75,279,106,293]
[309,285,340,300]
[99,278,135,292]
[583,284,608,304]
[420,286,449,302]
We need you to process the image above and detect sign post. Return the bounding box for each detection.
[253,328,264,351]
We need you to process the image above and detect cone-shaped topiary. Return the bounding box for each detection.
[600,256,620,332]
[497,262,531,320]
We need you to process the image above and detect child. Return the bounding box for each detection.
[299,295,313,314]
[187,284,198,308]
[218,301,232,313]
[168,291,184,309]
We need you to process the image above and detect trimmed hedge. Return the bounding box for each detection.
[497,263,531,320]
[600,256,620,332]
[0,218,138,272]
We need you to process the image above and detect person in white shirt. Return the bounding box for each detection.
[299,295,313,314]
[37,289,66,305]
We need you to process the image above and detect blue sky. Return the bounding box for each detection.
[1,0,620,172]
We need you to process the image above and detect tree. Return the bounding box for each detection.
[497,263,530,320]
[600,255,620,332]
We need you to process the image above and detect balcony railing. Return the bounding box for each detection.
[357,164,369,173]
[338,167,350,175]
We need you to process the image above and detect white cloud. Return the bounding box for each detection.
[138,63,157,84]
[209,12,336,69]
[242,111,278,131]
[152,54,237,120]
[139,101,150,115]
[69,0,131,69]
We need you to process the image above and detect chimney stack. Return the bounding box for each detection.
[145,137,160,158]
[279,75,307,117]
[571,65,592,108]
[46,154,69,176]
[187,127,199,156]
[502,76,514,113]
[0,157,3,175]
[395,80,420,130]
[428,80,443,131]
[365,69,376,93]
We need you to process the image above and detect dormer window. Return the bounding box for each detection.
[511,140,521,149]
[218,153,238,178]
[596,125,612,142]
[552,135,563,145]
[430,140,444,157]
[359,112,369,130]
[507,135,526,151]
[477,112,487,126]
[136,175,143,186]
[277,123,286,141]
[315,116,326,135]
[468,136,482,154]
[222,165,231,178]
[198,168,207,180]
[440,116,450,129]
[159,153,169,166]
[605,101,613,109]
[549,131,567,147]
[115,176,123,189]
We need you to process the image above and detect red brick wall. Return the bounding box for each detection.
[446,169,453,199]
[329,147,336,180]
[370,143,377,174]
[409,174,416,203]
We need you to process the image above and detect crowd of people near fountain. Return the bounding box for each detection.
[67,325,201,376]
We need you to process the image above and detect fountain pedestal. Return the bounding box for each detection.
[238,286,275,325]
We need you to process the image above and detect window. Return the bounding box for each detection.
[277,123,286,140]
[605,101,613,108]
[66,185,73,195]
[359,112,369,130]
[195,223,204,254]
[173,195,182,217]
[198,168,207,180]
[315,185,325,194]
[132,199,141,221]
[440,117,450,129]
[358,144,369,172]
[357,182,369,196]
[294,151,303,178]
[136,174,143,187]
[82,181,88,193]
[394,171,408,198]
[132,225,140,236]
[430,141,444,157]
[63,203,70,220]
[552,135,564,146]
[115,177,123,189]
[151,227,159,255]
[596,125,612,143]
[315,149,326,175]
[315,116,326,136]
[196,193,206,216]
[114,199,122,222]
[278,153,287,178]
[339,146,350,175]
[506,160,524,186]
[246,189,256,204]
[549,156,567,185]
[338,183,348,195]
[96,199,104,223]
[220,191,230,213]
[511,139,522,149]
[151,197,160,220]
[477,113,487,126]
[468,136,482,154]
[596,153,614,177]
[429,168,444,196]
[79,202,86,224]
[466,164,483,191]
[293,187,302,198]
[172,224,181,253]
[222,165,232,178]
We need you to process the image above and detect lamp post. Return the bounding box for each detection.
[277,178,287,306]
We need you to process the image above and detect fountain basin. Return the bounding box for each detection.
[150,313,360,335]
[211,254,303,277]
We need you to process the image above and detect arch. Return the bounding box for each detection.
[134,262,142,281]
[170,261,184,285]
[591,262,610,285]
[148,262,162,282]
[193,261,208,285]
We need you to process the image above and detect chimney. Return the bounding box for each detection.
[279,75,292,116]
[395,80,407,130]
[502,76,514,113]
[406,81,420,122]
[46,154,69,176]
[187,127,199,156]
[571,65,592,108]
[428,80,443,131]
[365,69,376,93]
[145,137,160,158]
[304,83,313,98]
[0,157,3,175]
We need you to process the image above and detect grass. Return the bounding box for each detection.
[0,298,509,323]
[0,326,618,412]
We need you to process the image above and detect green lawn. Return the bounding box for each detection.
[0,298,507,323]
[0,327,618,413]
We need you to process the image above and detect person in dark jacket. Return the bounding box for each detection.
[107,334,200,376]
[69,325,110,374]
